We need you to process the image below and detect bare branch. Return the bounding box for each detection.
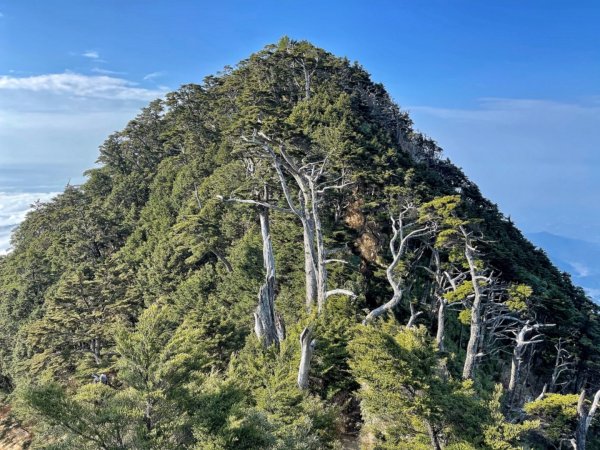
[325,259,349,265]
[217,195,293,214]
[325,289,356,299]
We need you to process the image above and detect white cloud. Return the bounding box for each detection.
[569,261,591,278]
[143,71,166,81]
[91,67,127,76]
[0,72,169,184]
[0,72,166,101]
[0,192,58,254]
[0,70,170,245]
[82,50,100,59]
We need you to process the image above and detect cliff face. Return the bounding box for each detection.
[0,39,598,449]
[0,407,30,450]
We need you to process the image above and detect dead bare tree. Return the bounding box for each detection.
[507,321,555,406]
[422,248,467,352]
[363,203,433,324]
[237,131,356,389]
[574,389,600,449]
[551,339,576,393]
[297,326,316,390]
[242,132,355,313]
[538,339,576,401]
[406,301,423,328]
[253,203,283,346]
[219,178,284,346]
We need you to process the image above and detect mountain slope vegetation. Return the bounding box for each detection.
[1,38,599,449]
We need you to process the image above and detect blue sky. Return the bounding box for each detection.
[1,1,599,255]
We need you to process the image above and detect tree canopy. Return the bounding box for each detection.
[1,38,599,449]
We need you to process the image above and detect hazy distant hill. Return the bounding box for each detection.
[527,231,600,302]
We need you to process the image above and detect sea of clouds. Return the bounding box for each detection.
[0,192,58,254]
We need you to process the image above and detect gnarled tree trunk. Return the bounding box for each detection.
[297,327,315,390]
[254,206,281,347]
[364,204,430,324]
[507,321,553,407]
[575,389,600,450]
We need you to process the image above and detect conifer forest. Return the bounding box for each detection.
[1,39,599,449]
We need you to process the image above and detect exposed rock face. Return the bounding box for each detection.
[0,406,30,450]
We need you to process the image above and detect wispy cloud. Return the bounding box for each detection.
[91,67,127,76]
[569,261,592,278]
[82,50,100,59]
[0,72,166,101]
[0,12,4,18]
[0,192,59,254]
[0,72,169,183]
[143,71,166,81]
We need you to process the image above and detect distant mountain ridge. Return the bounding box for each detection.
[527,231,600,302]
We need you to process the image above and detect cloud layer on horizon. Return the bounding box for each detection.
[0,72,167,183]
[0,192,58,254]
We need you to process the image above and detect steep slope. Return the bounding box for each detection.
[0,39,599,449]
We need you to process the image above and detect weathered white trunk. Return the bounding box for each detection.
[363,293,402,324]
[299,188,318,309]
[247,140,355,390]
[426,421,443,450]
[507,321,552,405]
[406,302,422,328]
[508,324,529,399]
[275,312,286,343]
[303,224,318,308]
[575,389,600,450]
[364,205,430,325]
[436,297,447,352]
[462,230,484,380]
[508,354,521,400]
[311,180,328,313]
[254,207,280,347]
[297,327,315,390]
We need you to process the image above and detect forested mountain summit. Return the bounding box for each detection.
[1,38,599,449]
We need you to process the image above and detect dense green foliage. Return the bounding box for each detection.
[1,39,599,449]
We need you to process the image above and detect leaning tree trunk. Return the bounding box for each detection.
[363,293,402,324]
[254,206,280,346]
[297,327,315,390]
